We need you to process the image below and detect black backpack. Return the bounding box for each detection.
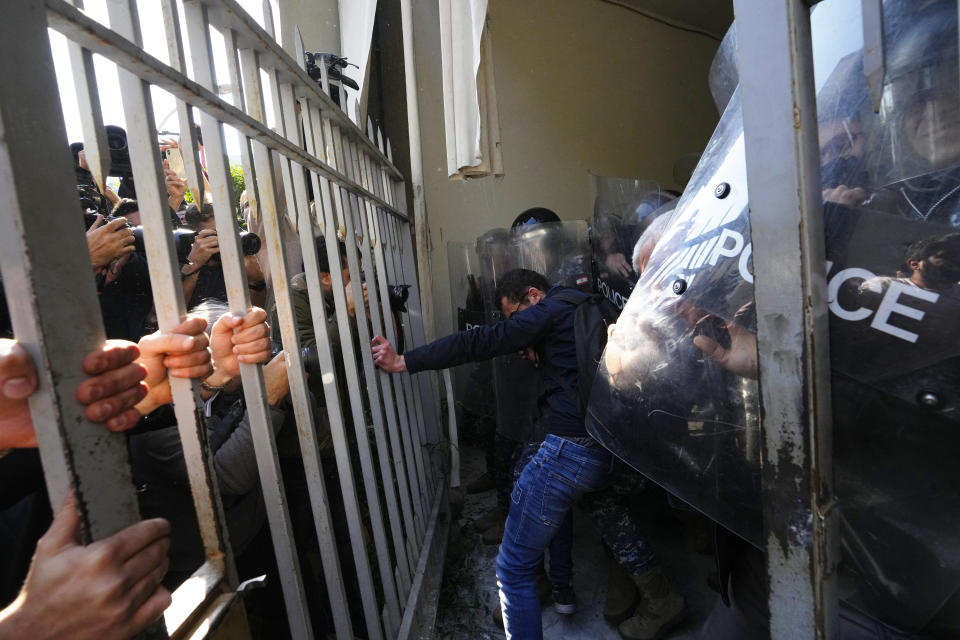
[546,290,621,411]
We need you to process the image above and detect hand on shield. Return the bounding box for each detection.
[692,303,758,379]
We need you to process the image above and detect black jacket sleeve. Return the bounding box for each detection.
[404,301,556,373]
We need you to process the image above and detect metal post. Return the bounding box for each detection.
[236,44,355,640]
[398,0,436,345]
[732,0,838,638]
[312,63,403,635]
[377,213,431,525]
[365,173,428,542]
[222,27,260,229]
[0,0,140,542]
[159,0,205,205]
[331,124,407,632]
[352,142,422,574]
[297,97,387,640]
[64,0,109,194]
[394,217,440,492]
[180,2,312,636]
[107,0,238,595]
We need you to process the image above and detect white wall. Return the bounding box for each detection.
[411,0,723,335]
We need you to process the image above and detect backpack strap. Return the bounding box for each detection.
[539,288,594,411]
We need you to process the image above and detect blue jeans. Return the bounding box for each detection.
[496,435,614,639]
[512,441,574,587]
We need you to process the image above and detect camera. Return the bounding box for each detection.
[70,125,134,179]
[388,284,410,312]
[178,229,262,259]
[82,213,259,263]
[270,340,321,374]
[84,212,199,262]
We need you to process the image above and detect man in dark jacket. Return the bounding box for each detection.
[372,268,612,639]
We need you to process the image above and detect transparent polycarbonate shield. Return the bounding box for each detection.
[708,22,738,115]
[812,0,960,191]
[475,227,541,441]
[586,92,763,547]
[476,221,593,442]
[590,175,678,309]
[813,2,960,631]
[513,220,593,292]
[588,0,960,631]
[825,205,960,632]
[476,227,517,323]
[812,0,960,411]
[447,241,495,422]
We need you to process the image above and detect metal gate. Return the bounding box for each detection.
[0,1,445,638]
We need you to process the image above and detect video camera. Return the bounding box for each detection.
[70,125,134,179]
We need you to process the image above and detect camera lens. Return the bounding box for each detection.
[239,231,261,256]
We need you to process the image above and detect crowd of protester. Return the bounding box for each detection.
[0,128,387,639]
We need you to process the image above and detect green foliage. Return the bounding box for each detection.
[230,164,247,229]
[182,164,247,229]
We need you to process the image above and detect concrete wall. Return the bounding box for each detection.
[277,0,339,57]
[410,0,723,335]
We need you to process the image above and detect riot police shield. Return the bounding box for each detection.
[477,221,593,443]
[587,96,762,546]
[590,175,678,310]
[708,23,738,115]
[513,219,593,292]
[587,0,960,633]
[447,241,495,426]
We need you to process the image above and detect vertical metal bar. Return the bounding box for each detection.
[107,0,236,585]
[332,128,408,630]
[391,217,433,460]
[367,173,429,534]
[312,67,403,635]
[159,0,205,206]
[222,28,260,224]
[343,138,424,562]
[180,4,313,637]
[0,0,139,540]
[256,3,297,234]
[393,210,442,449]
[64,0,110,193]
[297,99,386,640]
[366,141,435,501]
[275,77,365,635]
[366,209,427,543]
[398,0,436,344]
[369,125,435,508]
[732,0,837,638]
[383,216,432,515]
[862,0,886,113]
[352,143,423,571]
[236,46,355,640]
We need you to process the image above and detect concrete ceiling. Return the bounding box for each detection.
[599,0,734,41]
